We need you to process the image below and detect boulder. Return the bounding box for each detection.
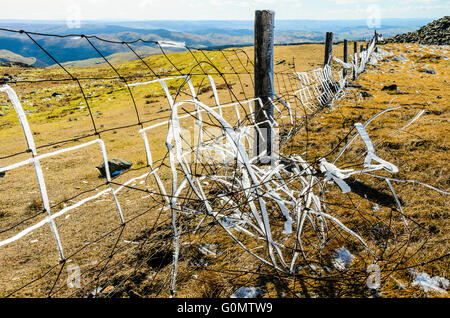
[96,159,132,178]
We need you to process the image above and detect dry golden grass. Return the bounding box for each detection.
[0,42,448,298]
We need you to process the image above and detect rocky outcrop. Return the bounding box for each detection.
[384,16,449,45]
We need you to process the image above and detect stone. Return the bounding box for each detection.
[382,84,399,91]
[96,159,133,178]
[361,91,373,98]
[384,16,449,46]
[424,68,438,75]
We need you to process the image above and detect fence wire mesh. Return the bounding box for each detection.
[0,29,448,298]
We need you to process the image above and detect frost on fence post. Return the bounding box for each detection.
[343,39,349,84]
[254,10,275,165]
[324,32,334,66]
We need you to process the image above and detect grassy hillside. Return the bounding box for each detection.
[0,49,36,65]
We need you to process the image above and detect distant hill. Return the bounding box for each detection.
[0,18,435,67]
[0,49,36,65]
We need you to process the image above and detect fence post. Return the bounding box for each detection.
[374,30,379,52]
[324,32,334,66]
[343,39,348,84]
[254,10,275,164]
[352,41,358,81]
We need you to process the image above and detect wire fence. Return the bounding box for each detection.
[0,27,448,298]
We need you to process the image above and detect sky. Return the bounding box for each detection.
[0,0,448,21]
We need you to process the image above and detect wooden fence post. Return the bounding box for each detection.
[374,30,379,52]
[324,32,334,66]
[352,41,358,81]
[254,10,275,164]
[343,39,348,83]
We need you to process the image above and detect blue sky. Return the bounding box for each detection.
[0,0,448,20]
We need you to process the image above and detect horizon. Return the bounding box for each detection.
[0,17,442,22]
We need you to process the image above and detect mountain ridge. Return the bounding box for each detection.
[0,18,435,67]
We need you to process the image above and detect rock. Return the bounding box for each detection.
[51,92,62,98]
[424,68,438,75]
[0,167,5,178]
[360,91,373,98]
[96,159,132,178]
[0,77,11,84]
[384,16,450,46]
[382,84,399,91]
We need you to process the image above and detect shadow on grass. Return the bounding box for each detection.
[347,177,404,207]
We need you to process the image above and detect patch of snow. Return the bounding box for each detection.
[221,216,241,228]
[230,286,262,298]
[333,247,354,270]
[392,54,409,62]
[368,56,379,65]
[85,287,103,298]
[410,270,449,294]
